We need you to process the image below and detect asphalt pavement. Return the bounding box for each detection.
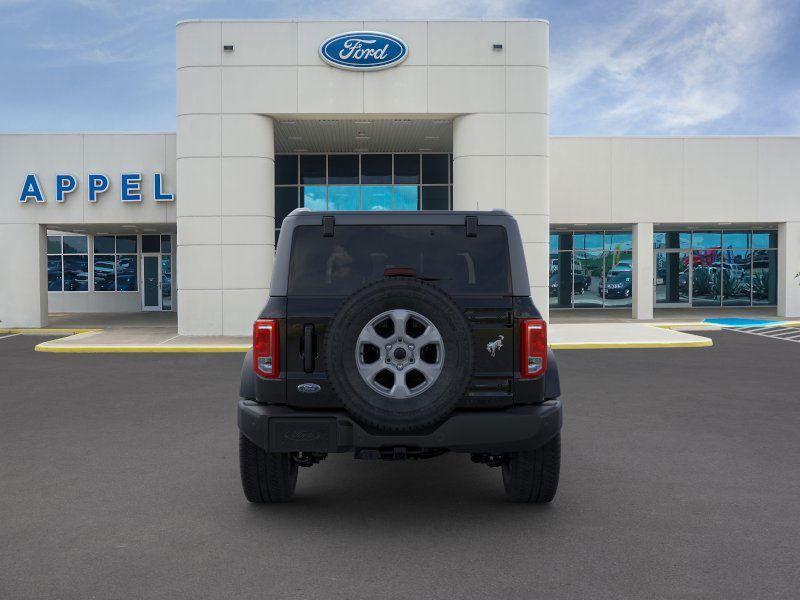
[1,332,799,599]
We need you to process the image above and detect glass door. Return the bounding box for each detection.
[142,255,161,311]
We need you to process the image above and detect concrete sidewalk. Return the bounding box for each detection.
[3,312,715,352]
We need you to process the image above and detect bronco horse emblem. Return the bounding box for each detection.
[486,335,504,357]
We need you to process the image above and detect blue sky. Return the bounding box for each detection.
[1,0,798,135]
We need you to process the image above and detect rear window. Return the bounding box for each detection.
[288,225,511,295]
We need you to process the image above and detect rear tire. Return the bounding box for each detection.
[502,434,561,503]
[239,434,298,503]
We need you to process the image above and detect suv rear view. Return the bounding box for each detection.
[238,210,562,503]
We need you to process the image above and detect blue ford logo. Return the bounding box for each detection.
[319,31,408,71]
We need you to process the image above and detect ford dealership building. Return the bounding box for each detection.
[1,19,799,335]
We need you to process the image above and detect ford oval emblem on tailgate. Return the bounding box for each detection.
[297,383,321,394]
[319,31,408,71]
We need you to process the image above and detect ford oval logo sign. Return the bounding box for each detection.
[319,31,408,71]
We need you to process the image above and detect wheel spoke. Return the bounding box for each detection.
[359,359,386,380]
[358,325,387,349]
[413,325,442,347]
[390,309,410,339]
[413,360,441,381]
[389,375,412,399]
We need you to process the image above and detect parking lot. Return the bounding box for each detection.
[1,331,799,599]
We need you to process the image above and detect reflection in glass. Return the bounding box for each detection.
[752,231,778,249]
[691,250,721,306]
[327,186,360,210]
[573,233,603,250]
[752,250,777,305]
[94,255,116,291]
[655,251,690,305]
[394,186,418,210]
[63,255,89,291]
[362,186,392,210]
[116,235,137,254]
[116,255,137,291]
[47,256,62,291]
[654,231,690,249]
[162,255,172,310]
[722,231,750,249]
[604,250,633,306]
[605,232,632,251]
[692,231,721,249]
[62,235,88,254]
[161,235,172,254]
[721,249,751,306]
[302,186,326,211]
[47,235,62,254]
[94,235,115,253]
[573,250,603,307]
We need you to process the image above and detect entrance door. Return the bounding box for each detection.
[142,255,161,311]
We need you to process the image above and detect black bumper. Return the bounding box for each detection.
[238,400,562,455]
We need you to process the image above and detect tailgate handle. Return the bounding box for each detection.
[302,324,316,373]
[465,216,478,237]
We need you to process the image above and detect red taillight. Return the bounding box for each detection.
[253,319,280,379]
[520,318,547,379]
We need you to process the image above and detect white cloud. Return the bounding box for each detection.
[551,0,791,133]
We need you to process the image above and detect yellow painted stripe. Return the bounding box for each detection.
[550,339,713,350]
[35,344,250,353]
[0,328,100,335]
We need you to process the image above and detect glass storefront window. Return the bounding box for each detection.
[300,155,325,184]
[302,186,326,211]
[722,249,752,306]
[573,250,603,308]
[47,256,62,291]
[394,186,419,210]
[63,255,89,291]
[116,256,137,291]
[394,154,420,184]
[93,255,116,291]
[654,231,690,249]
[362,186,392,210]
[63,235,88,254]
[752,249,777,305]
[328,155,358,184]
[47,236,62,254]
[94,235,115,253]
[275,155,298,185]
[116,235,137,254]
[573,233,603,250]
[653,229,777,307]
[422,154,448,184]
[692,231,721,249]
[361,154,391,184]
[328,186,360,210]
[421,186,448,210]
[604,232,632,251]
[141,234,160,253]
[655,251,690,305]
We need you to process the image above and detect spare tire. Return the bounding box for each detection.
[325,278,474,432]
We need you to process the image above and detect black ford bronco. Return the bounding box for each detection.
[238,209,562,503]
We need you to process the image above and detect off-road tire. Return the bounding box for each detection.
[325,278,474,432]
[239,434,298,503]
[502,434,561,503]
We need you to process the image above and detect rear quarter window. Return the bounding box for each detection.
[288,225,511,296]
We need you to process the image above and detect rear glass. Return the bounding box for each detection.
[288,225,511,295]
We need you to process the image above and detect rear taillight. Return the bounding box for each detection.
[253,319,280,378]
[520,318,547,379]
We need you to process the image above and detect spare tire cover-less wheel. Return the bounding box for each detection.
[325,278,474,432]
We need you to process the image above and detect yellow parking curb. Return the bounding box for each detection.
[550,339,713,350]
[35,343,250,353]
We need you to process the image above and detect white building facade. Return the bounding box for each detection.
[1,19,798,333]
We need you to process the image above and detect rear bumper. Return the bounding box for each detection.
[238,400,562,455]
